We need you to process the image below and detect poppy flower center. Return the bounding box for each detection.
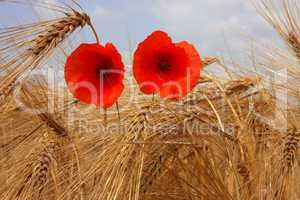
[96,63,112,79]
[158,59,170,72]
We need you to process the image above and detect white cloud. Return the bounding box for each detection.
[151,0,278,56]
[87,0,281,64]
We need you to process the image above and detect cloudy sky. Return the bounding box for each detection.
[0,0,281,64]
[80,0,280,60]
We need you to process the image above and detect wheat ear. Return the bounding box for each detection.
[287,32,300,62]
[272,128,300,200]
[254,0,300,62]
[283,128,300,170]
[203,56,219,67]
[20,85,68,138]
[32,137,57,196]
[0,9,98,103]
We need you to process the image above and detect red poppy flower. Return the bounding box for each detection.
[65,43,125,108]
[133,31,203,99]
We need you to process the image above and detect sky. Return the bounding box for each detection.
[79,0,280,62]
[0,0,282,65]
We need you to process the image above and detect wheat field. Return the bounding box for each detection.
[0,0,299,200]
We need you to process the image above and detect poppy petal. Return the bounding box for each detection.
[176,41,203,88]
[133,31,173,94]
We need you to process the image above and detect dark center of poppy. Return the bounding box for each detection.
[158,59,170,72]
[96,63,111,79]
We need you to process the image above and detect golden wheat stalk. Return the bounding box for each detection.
[20,83,69,137]
[1,132,58,200]
[283,127,300,170]
[31,137,57,198]
[11,79,81,199]
[287,32,300,61]
[203,56,219,67]
[270,128,300,200]
[254,0,300,62]
[0,3,98,105]
[138,78,258,194]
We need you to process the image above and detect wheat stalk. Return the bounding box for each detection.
[203,56,219,67]
[139,77,260,193]
[287,32,300,61]
[20,84,69,137]
[28,12,90,55]
[0,131,58,200]
[254,0,300,63]
[32,136,57,197]
[271,128,300,200]
[283,127,300,170]
[0,5,98,105]
[15,80,81,199]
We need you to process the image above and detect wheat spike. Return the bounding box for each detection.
[1,131,58,200]
[32,137,57,196]
[20,83,69,137]
[28,12,90,55]
[283,128,300,170]
[287,32,300,62]
[203,56,219,67]
[0,4,98,104]
[254,0,300,62]
[237,161,250,181]
[272,127,300,200]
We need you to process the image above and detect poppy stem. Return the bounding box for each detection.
[152,93,155,103]
[116,101,121,134]
[104,108,107,131]
[88,22,100,44]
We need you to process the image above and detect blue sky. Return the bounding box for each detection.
[80,0,280,56]
[0,0,281,64]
